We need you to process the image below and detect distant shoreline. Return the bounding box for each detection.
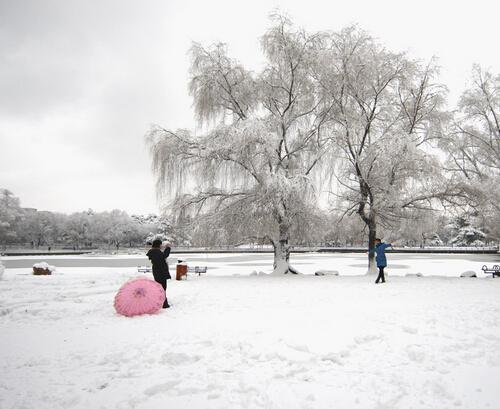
[2,246,498,256]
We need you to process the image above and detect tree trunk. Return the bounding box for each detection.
[272,223,298,274]
[367,222,377,275]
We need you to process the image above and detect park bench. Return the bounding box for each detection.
[187,266,208,276]
[482,265,500,277]
[137,266,152,274]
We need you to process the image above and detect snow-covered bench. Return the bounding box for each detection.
[482,265,500,277]
[137,266,152,274]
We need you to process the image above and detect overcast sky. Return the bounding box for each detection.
[1,0,499,215]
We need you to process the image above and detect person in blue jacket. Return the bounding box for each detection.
[370,239,392,284]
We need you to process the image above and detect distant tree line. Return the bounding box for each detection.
[1,187,493,251]
[0,189,189,250]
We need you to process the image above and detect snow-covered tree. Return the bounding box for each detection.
[440,65,500,240]
[20,210,59,248]
[108,210,136,249]
[64,212,91,249]
[147,15,336,273]
[156,216,192,246]
[322,212,366,247]
[315,27,467,273]
[88,210,132,249]
[0,189,22,247]
[133,214,191,246]
[395,210,445,247]
[446,216,487,246]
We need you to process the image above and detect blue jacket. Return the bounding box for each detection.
[370,243,392,267]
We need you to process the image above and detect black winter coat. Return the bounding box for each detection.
[146,247,171,279]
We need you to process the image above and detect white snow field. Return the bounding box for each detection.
[1,254,499,409]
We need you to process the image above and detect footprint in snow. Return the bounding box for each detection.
[406,345,426,363]
[143,380,181,396]
[354,334,381,344]
[289,344,310,353]
[160,352,202,365]
[175,386,207,396]
[321,352,344,365]
[402,326,419,334]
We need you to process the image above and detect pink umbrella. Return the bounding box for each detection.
[114,278,165,317]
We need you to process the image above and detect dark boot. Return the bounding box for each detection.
[375,267,385,284]
[163,298,170,309]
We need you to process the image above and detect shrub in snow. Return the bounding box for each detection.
[447,217,487,246]
[428,234,444,246]
[449,227,486,246]
[143,216,192,246]
[460,271,477,278]
[33,262,56,275]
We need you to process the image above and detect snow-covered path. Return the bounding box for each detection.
[1,268,500,409]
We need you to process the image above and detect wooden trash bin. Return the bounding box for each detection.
[176,263,187,281]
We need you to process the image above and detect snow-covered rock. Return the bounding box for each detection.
[314,270,339,276]
[460,270,477,278]
[33,262,56,271]
[406,272,423,277]
[32,262,56,275]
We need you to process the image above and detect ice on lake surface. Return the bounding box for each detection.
[2,252,499,277]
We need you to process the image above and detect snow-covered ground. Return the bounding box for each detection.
[1,255,499,409]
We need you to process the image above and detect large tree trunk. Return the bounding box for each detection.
[357,177,377,275]
[271,223,298,274]
[367,222,377,275]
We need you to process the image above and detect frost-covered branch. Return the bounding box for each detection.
[147,14,338,274]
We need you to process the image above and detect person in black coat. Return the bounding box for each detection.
[146,239,171,308]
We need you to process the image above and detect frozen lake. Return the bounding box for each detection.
[3,252,499,277]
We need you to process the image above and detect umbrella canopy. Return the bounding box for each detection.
[114,278,165,317]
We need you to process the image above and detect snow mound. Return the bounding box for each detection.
[406,272,423,277]
[250,270,268,276]
[314,270,339,276]
[33,262,56,272]
[460,270,477,278]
